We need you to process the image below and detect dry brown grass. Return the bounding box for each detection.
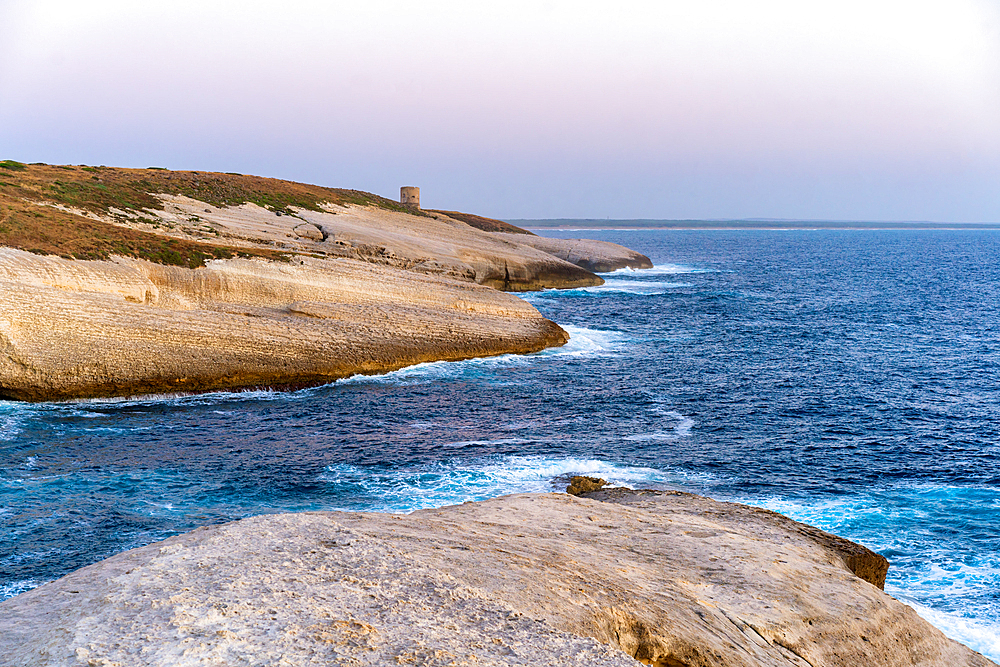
[0,161,425,266]
[427,209,534,235]
[0,195,286,267]
[0,162,422,216]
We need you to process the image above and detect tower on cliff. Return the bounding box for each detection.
[400,186,420,209]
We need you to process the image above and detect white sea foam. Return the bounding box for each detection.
[606,264,715,276]
[442,438,536,449]
[553,325,624,357]
[318,455,678,514]
[892,593,1000,661]
[625,411,695,441]
[667,411,694,436]
[578,279,693,295]
[337,325,623,387]
[740,488,1000,663]
[0,401,30,442]
[79,426,155,434]
[335,356,526,387]
[624,432,674,441]
[0,579,39,601]
[521,276,693,297]
[408,421,437,430]
[62,388,288,408]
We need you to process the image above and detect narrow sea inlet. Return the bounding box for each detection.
[2,229,998,660]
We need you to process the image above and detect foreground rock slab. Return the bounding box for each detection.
[2,491,993,667]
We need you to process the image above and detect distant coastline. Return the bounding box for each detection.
[510,218,1000,230]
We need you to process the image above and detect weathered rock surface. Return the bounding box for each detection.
[127,196,605,291]
[1,491,993,667]
[426,209,536,235]
[0,165,667,400]
[0,248,566,401]
[491,232,653,272]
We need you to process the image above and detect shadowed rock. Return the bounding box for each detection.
[566,475,609,495]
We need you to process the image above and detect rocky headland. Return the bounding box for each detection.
[0,162,646,401]
[490,232,653,273]
[0,488,993,667]
[5,163,984,667]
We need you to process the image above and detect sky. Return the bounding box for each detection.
[1,0,998,220]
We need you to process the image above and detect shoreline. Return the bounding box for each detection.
[1,488,994,666]
[0,164,655,402]
[0,167,996,664]
[0,250,571,402]
[2,381,997,659]
[515,219,1000,231]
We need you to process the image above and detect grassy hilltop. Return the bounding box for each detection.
[0,160,432,268]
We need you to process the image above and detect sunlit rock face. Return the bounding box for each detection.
[491,232,654,273]
[0,248,567,401]
[0,491,994,667]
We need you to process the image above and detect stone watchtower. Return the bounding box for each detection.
[400,186,420,209]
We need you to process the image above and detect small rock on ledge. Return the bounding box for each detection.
[566,475,609,495]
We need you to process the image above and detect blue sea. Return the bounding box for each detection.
[2,229,998,660]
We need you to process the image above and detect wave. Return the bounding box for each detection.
[337,325,624,387]
[61,387,289,408]
[894,595,1000,661]
[0,401,29,442]
[522,281,690,297]
[318,455,680,514]
[581,279,693,295]
[0,580,39,601]
[520,265,708,297]
[605,264,717,276]
[554,325,625,356]
[442,437,537,449]
[625,411,695,441]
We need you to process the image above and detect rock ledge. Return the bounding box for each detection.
[1,491,993,667]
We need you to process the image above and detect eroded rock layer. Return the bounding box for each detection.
[491,232,654,272]
[1,164,613,291]
[0,491,993,667]
[136,196,605,291]
[0,248,566,401]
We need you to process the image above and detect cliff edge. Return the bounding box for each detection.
[0,162,660,400]
[0,163,605,291]
[0,491,992,667]
[0,247,566,401]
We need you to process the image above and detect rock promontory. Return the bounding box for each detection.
[1,490,993,667]
[0,247,567,401]
[491,232,654,272]
[0,163,661,400]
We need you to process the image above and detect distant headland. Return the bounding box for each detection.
[512,218,1000,230]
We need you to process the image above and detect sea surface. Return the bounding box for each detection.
[2,229,999,660]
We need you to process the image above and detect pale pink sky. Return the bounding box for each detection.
[1,0,998,220]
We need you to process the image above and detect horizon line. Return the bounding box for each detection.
[506,218,1000,229]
